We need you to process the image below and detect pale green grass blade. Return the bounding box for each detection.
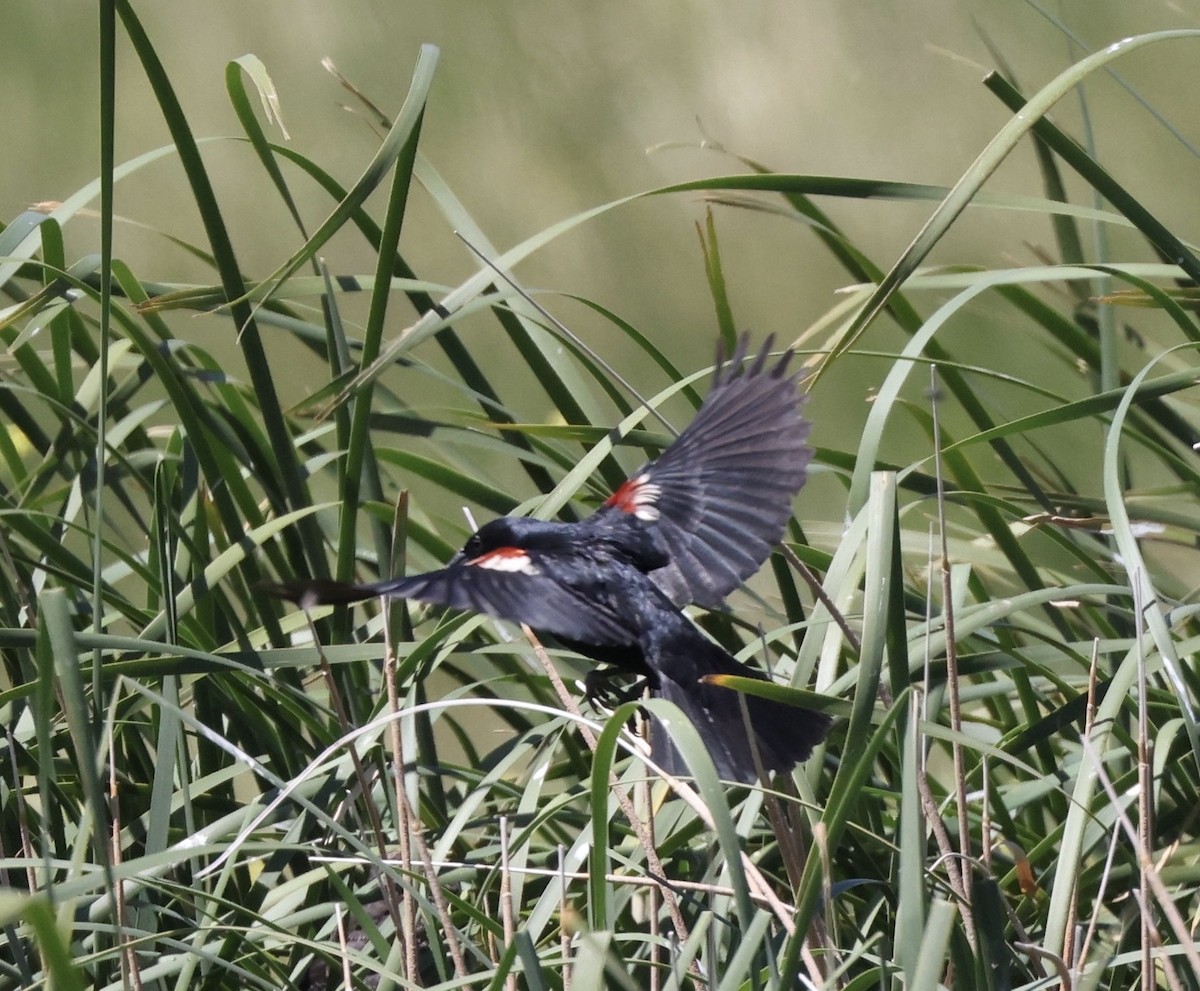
[910,899,958,991]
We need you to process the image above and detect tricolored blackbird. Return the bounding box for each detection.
[266,336,831,782]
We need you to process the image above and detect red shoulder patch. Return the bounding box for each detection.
[604,472,662,521]
[467,546,540,575]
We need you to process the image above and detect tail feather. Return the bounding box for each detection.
[644,625,830,783]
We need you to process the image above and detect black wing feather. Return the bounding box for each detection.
[597,334,812,608]
[262,563,637,648]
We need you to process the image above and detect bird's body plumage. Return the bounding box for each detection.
[266,337,830,782]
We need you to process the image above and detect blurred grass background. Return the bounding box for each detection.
[8,2,1196,402]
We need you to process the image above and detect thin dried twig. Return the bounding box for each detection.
[930,367,976,952]
[109,717,143,991]
[384,491,419,984]
[1081,734,1200,978]
[781,544,861,655]
[379,609,473,988]
[500,816,517,991]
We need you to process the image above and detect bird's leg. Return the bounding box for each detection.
[583,666,649,710]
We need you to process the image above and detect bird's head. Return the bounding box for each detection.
[458,516,568,562]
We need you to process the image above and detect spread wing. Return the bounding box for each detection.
[262,546,637,648]
[596,335,812,608]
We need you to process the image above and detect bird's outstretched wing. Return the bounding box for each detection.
[262,547,637,648]
[596,334,812,608]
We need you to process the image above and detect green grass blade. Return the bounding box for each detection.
[812,28,1200,380]
[985,71,1200,282]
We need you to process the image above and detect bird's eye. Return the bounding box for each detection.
[464,533,482,556]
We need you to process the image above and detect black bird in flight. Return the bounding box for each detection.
[266,336,831,782]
